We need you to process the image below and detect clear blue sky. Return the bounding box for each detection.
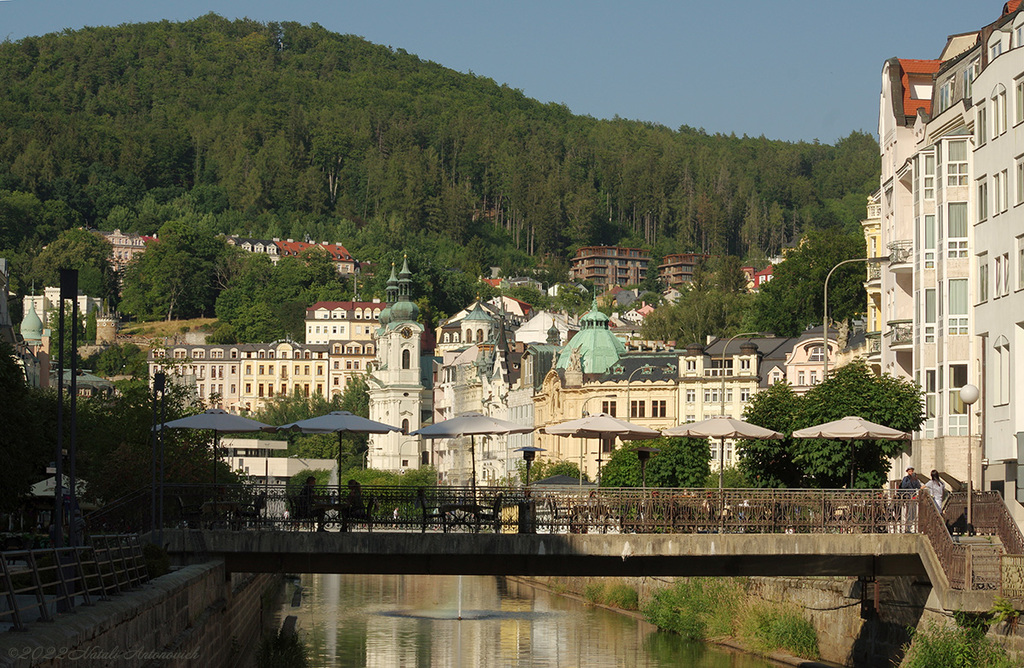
[0,1,1004,143]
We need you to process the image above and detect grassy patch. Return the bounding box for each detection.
[642,578,744,641]
[901,622,1016,668]
[603,583,639,610]
[737,602,818,660]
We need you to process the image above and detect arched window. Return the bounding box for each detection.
[443,333,450,343]
[402,419,409,433]
[477,329,484,342]
[402,349,411,370]
[464,329,472,343]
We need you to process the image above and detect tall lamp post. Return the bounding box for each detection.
[719,332,768,417]
[579,394,616,490]
[636,447,660,489]
[823,256,889,377]
[626,364,656,420]
[960,384,980,532]
[515,446,545,487]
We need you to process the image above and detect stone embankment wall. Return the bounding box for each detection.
[531,574,1024,667]
[0,562,279,668]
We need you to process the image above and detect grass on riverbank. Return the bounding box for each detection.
[642,578,819,660]
[583,582,639,610]
[900,622,1016,668]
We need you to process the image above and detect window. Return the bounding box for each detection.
[977,180,989,222]
[965,59,978,99]
[948,364,969,435]
[630,400,646,419]
[923,370,936,438]
[651,400,667,418]
[948,279,969,334]
[686,389,696,403]
[740,388,752,402]
[924,214,936,269]
[798,371,806,386]
[1018,79,1024,124]
[947,202,968,257]
[924,154,935,198]
[995,336,1010,406]
[998,170,1009,213]
[995,89,1008,136]
[977,107,988,146]
[401,349,411,370]
[1000,252,1010,296]
[946,141,967,186]
[1018,236,1024,290]
[992,41,1004,60]
[938,79,952,113]
[601,401,617,417]
[995,254,1004,298]
[808,346,824,362]
[685,359,697,372]
[978,254,989,303]
[1018,159,1024,206]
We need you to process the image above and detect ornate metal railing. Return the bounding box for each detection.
[865,332,882,354]
[886,320,914,347]
[97,484,929,537]
[940,491,1024,594]
[887,240,913,264]
[0,534,149,632]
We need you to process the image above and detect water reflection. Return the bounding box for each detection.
[279,574,778,667]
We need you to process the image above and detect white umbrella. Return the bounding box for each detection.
[159,409,272,484]
[267,411,402,496]
[542,413,660,488]
[663,416,783,490]
[411,413,533,498]
[791,416,910,487]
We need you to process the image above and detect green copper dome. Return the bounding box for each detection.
[388,256,419,325]
[20,303,43,342]
[378,263,399,328]
[555,299,625,374]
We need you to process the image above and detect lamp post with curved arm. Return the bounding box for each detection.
[823,256,889,378]
[960,384,979,532]
[720,332,768,417]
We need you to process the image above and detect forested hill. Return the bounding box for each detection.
[0,13,879,277]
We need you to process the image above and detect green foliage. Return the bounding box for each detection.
[257,629,308,668]
[704,466,750,489]
[737,603,819,660]
[601,439,710,488]
[29,228,114,300]
[737,361,924,489]
[746,229,869,337]
[142,541,171,578]
[641,265,752,346]
[603,583,640,610]
[989,596,1021,632]
[519,458,587,484]
[901,622,1016,668]
[642,578,745,641]
[82,343,149,378]
[583,582,605,604]
[0,341,52,512]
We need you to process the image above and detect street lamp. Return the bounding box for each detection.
[626,364,656,420]
[515,446,545,487]
[823,256,889,377]
[579,394,615,490]
[636,446,660,489]
[960,383,980,532]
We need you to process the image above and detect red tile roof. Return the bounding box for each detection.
[275,240,354,262]
[307,301,382,313]
[898,59,941,118]
[481,278,501,288]
[1005,1,1021,15]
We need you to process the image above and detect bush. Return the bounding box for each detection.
[142,542,170,577]
[738,603,818,659]
[642,578,744,640]
[603,584,639,610]
[583,582,605,604]
[901,622,1016,668]
[257,629,308,668]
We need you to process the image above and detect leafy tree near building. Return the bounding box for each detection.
[0,341,52,512]
[601,439,710,488]
[737,361,924,489]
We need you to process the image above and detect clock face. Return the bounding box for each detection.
[400,326,413,339]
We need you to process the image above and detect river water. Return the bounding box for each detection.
[276,574,779,667]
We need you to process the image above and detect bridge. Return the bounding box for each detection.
[88,484,1024,613]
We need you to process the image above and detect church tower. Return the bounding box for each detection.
[367,257,429,471]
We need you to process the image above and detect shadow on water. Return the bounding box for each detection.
[380,609,557,621]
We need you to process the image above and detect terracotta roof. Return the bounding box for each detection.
[481,278,501,287]
[274,240,354,261]
[898,58,941,118]
[1005,1,1021,15]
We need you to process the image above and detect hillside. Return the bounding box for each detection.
[0,14,879,287]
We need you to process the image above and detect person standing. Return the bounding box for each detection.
[899,466,921,532]
[924,469,945,512]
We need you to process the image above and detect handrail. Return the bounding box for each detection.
[0,534,150,632]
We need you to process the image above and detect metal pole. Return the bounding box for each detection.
[54,284,65,549]
[823,257,886,378]
[157,380,167,545]
[68,273,79,546]
[959,384,979,533]
[719,332,763,417]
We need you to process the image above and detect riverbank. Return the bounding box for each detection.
[510,575,846,668]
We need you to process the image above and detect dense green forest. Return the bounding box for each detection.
[0,14,879,335]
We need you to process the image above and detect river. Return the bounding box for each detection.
[276,574,780,667]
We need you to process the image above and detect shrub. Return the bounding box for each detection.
[642,578,744,641]
[738,602,818,659]
[901,622,1016,668]
[603,584,639,610]
[583,582,605,604]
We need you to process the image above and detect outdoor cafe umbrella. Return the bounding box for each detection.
[158,409,272,485]
[663,416,783,490]
[791,416,910,488]
[541,413,661,488]
[411,413,533,499]
[266,411,402,497]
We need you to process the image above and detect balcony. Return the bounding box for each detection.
[886,320,914,351]
[865,262,882,288]
[887,241,913,273]
[865,331,881,361]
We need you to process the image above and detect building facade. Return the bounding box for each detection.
[569,246,650,289]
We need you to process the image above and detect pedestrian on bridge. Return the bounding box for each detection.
[924,469,945,512]
[899,467,921,532]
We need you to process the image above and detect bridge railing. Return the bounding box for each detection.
[0,534,150,632]
[98,484,926,536]
[939,491,1024,594]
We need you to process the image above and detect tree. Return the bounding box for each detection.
[736,361,924,489]
[29,229,113,299]
[746,229,867,337]
[0,341,51,511]
[518,458,586,484]
[601,439,710,488]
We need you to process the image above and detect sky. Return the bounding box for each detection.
[0,1,1006,144]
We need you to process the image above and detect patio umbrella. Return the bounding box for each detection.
[791,416,910,488]
[159,409,272,485]
[542,413,660,488]
[266,411,402,497]
[663,416,783,490]
[411,413,533,499]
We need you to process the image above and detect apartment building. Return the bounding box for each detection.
[569,246,650,289]
[876,3,1024,519]
[657,253,709,287]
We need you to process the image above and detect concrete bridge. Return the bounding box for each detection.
[141,486,1024,613]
